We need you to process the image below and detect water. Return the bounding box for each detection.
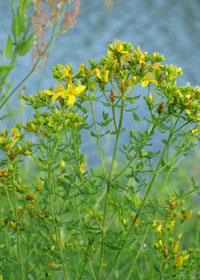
[0,0,200,164]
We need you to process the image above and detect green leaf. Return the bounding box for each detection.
[133,111,142,121]
[21,0,31,11]
[17,7,26,34]
[5,35,13,58]
[191,176,199,191]
[0,65,13,75]
[90,131,97,137]
[19,34,34,56]
[102,111,109,120]
[12,13,20,40]
[88,58,97,68]
[100,101,112,107]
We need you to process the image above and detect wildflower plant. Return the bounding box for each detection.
[0,41,200,279]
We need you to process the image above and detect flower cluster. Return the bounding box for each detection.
[39,40,200,137]
[152,196,193,270]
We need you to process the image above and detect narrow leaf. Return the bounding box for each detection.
[12,13,20,39]
[5,35,13,58]
[17,7,26,34]
[19,33,34,56]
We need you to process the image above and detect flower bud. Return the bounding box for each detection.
[174,255,183,269]
[93,68,101,80]
[116,40,123,52]
[185,210,193,219]
[29,95,34,103]
[103,70,109,83]
[121,79,125,93]
[147,91,153,105]
[24,151,32,156]
[60,160,66,169]
[31,123,37,133]
[16,145,23,153]
[172,241,179,254]
[110,89,114,103]
[127,76,137,86]
[23,95,28,101]
[37,181,44,191]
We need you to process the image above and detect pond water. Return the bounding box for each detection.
[0,0,200,165]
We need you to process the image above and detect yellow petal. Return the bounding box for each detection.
[11,128,20,138]
[55,84,64,92]
[93,68,101,80]
[141,80,149,88]
[61,65,70,79]
[67,95,76,108]
[75,85,86,95]
[116,40,123,52]
[52,92,62,103]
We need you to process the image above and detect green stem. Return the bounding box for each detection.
[68,129,96,280]
[47,139,68,280]
[13,182,24,280]
[0,29,56,110]
[159,123,189,197]
[98,97,125,280]
[90,98,107,178]
[105,117,179,279]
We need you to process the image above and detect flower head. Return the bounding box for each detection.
[43,84,65,103]
[174,255,183,269]
[61,84,86,108]
[107,40,133,62]
[141,73,157,88]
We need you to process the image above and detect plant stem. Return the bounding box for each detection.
[98,97,125,279]
[68,129,96,280]
[0,30,56,110]
[105,117,179,279]
[90,99,107,178]
[47,139,68,280]
[13,183,24,280]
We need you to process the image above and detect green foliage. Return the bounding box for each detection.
[0,40,200,280]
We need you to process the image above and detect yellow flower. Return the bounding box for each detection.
[134,45,148,64]
[48,262,56,268]
[116,40,123,52]
[103,70,109,83]
[127,76,137,86]
[138,55,146,64]
[61,65,70,79]
[93,68,101,80]
[174,255,183,269]
[141,74,157,88]
[43,84,65,103]
[172,241,179,254]
[60,160,66,169]
[185,210,193,219]
[36,181,44,191]
[80,156,87,173]
[10,128,21,148]
[61,84,86,108]
[43,83,86,108]
[11,128,20,138]
[107,40,132,62]
[156,224,162,234]
[147,91,153,105]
